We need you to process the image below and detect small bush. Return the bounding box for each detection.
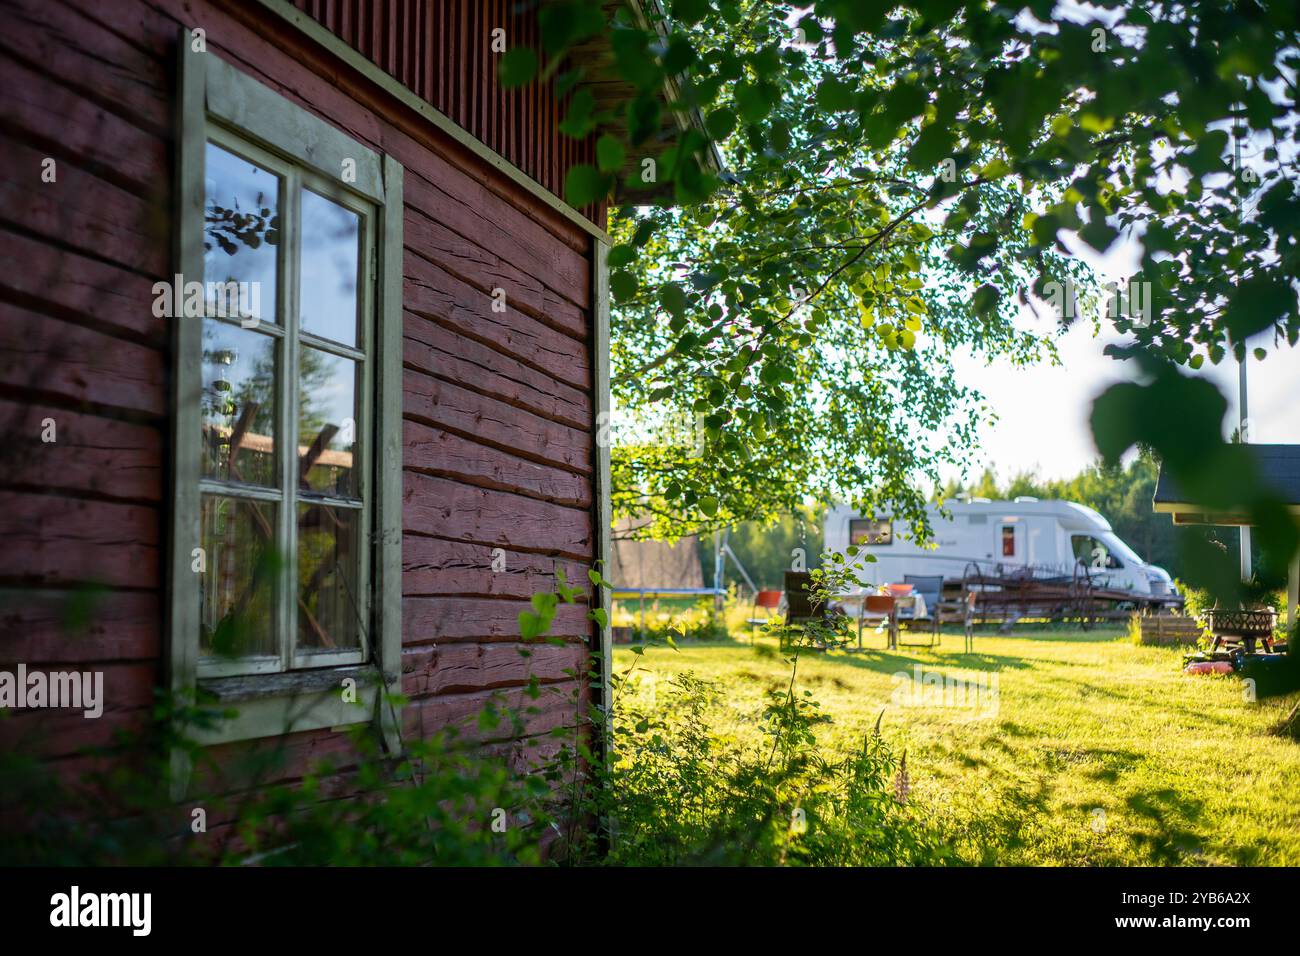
[578,670,945,866]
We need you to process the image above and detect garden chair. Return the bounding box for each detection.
[901,573,945,647]
[936,589,979,653]
[781,571,842,650]
[747,588,783,641]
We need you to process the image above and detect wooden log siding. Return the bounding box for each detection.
[0,0,601,785]
[290,0,604,228]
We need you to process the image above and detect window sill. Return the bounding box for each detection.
[191,664,386,746]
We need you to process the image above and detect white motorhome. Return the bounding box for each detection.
[823,497,1177,598]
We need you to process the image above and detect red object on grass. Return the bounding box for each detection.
[1183,661,1234,675]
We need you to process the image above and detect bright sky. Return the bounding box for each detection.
[933,0,1300,486]
[946,234,1300,484]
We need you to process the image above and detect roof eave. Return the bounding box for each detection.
[575,0,726,206]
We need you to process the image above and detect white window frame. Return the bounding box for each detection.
[168,36,403,758]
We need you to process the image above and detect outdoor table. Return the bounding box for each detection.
[840,591,928,649]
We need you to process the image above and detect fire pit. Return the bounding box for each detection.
[1205,606,1278,655]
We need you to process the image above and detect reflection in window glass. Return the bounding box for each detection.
[204,142,279,323]
[297,504,360,654]
[201,320,277,486]
[200,495,279,660]
[300,190,360,346]
[298,347,358,497]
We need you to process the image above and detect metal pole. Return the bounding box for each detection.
[1234,116,1253,586]
[1289,556,1298,641]
[1239,359,1252,584]
[713,529,726,611]
[722,542,759,594]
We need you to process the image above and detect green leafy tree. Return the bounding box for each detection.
[505,0,1300,602]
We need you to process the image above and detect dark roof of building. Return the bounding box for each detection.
[1153,444,1300,508]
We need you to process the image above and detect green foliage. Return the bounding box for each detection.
[588,672,944,866]
[621,632,1300,864]
[221,724,555,866]
[563,555,941,866]
[1090,354,1299,605]
[620,600,730,644]
[540,552,942,864]
[497,47,539,88]
[506,0,1300,596]
[2,561,941,867]
[1127,612,1144,647]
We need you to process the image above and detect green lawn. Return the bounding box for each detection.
[614,627,1300,865]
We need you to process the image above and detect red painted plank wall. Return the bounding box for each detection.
[0,0,598,808]
[291,0,604,228]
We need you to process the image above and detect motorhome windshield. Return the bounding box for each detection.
[1100,532,1144,566]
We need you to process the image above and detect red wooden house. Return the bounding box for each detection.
[0,0,683,797]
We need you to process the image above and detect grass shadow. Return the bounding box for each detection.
[1124,787,1206,864]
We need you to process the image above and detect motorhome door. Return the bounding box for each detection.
[997,520,1023,566]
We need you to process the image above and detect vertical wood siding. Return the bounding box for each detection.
[291,0,603,226]
[0,0,598,818]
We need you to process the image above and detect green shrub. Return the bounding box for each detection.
[1127,612,1142,646]
[576,670,945,866]
[0,690,560,867]
[2,559,942,867]
[558,551,948,866]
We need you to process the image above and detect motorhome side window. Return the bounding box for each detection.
[1001,526,1015,557]
[850,518,892,546]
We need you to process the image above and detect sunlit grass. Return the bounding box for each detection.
[614,626,1300,865]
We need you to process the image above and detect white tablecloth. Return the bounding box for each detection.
[841,591,928,620]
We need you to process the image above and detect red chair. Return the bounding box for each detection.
[748,589,783,639]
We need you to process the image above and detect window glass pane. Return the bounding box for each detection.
[300,190,360,346]
[850,518,892,546]
[200,495,279,660]
[202,319,277,486]
[297,504,360,654]
[299,347,358,497]
[204,142,279,323]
